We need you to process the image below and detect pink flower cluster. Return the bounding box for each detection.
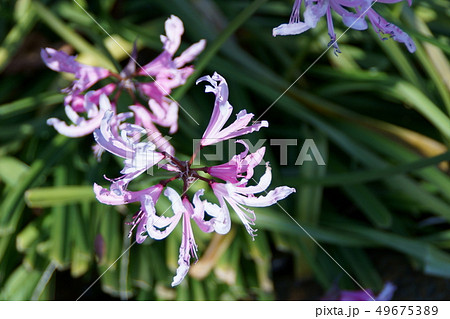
[43,16,295,286]
[43,15,205,146]
[93,73,295,286]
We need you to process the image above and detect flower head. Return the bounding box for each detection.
[93,72,295,286]
[273,0,416,53]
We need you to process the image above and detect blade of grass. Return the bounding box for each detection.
[50,165,71,268]
[0,0,37,72]
[341,183,392,228]
[0,156,29,186]
[0,93,63,119]
[338,247,383,291]
[0,135,72,235]
[31,1,116,71]
[294,151,450,186]
[0,265,41,300]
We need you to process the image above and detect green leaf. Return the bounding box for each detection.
[0,0,37,72]
[0,265,41,301]
[25,185,96,208]
[0,93,63,119]
[0,135,71,235]
[50,166,71,268]
[0,156,29,186]
[341,185,392,228]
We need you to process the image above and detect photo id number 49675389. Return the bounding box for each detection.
[375,305,438,316]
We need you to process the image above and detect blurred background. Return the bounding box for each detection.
[0,0,449,300]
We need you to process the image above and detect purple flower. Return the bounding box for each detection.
[207,164,296,238]
[144,188,207,286]
[273,0,416,53]
[41,48,111,98]
[206,140,266,183]
[47,90,113,137]
[195,72,268,147]
[94,183,164,244]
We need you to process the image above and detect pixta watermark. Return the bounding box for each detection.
[192,138,326,166]
[125,130,326,176]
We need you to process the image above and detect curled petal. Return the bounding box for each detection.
[173,39,206,68]
[162,15,184,55]
[41,47,110,93]
[47,115,100,137]
[273,22,311,37]
[41,48,79,74]
[172,198,199,287]
[74,66,110,92]
[94,110,131,158]
[47,91,110,137]
[191,189,215,233]
[304,0,328,28]
[171,255,190,287]
[207,142,265,183]
[341,12,368,30]
[234,186,297,207]
[209,162,296,238]
[203,199,232,235]
[94,183,163,206]
[148,98,179,134]
[121,140,165,175]
[146,187,183,240]
[226,163,273,195]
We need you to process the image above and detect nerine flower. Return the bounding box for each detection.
[273,0,416,53]
[208,164,296,238]
[42,15,205,137]
[93,72,295,286]
[195,73,268,147]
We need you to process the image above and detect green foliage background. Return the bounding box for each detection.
[0,0,449,300]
